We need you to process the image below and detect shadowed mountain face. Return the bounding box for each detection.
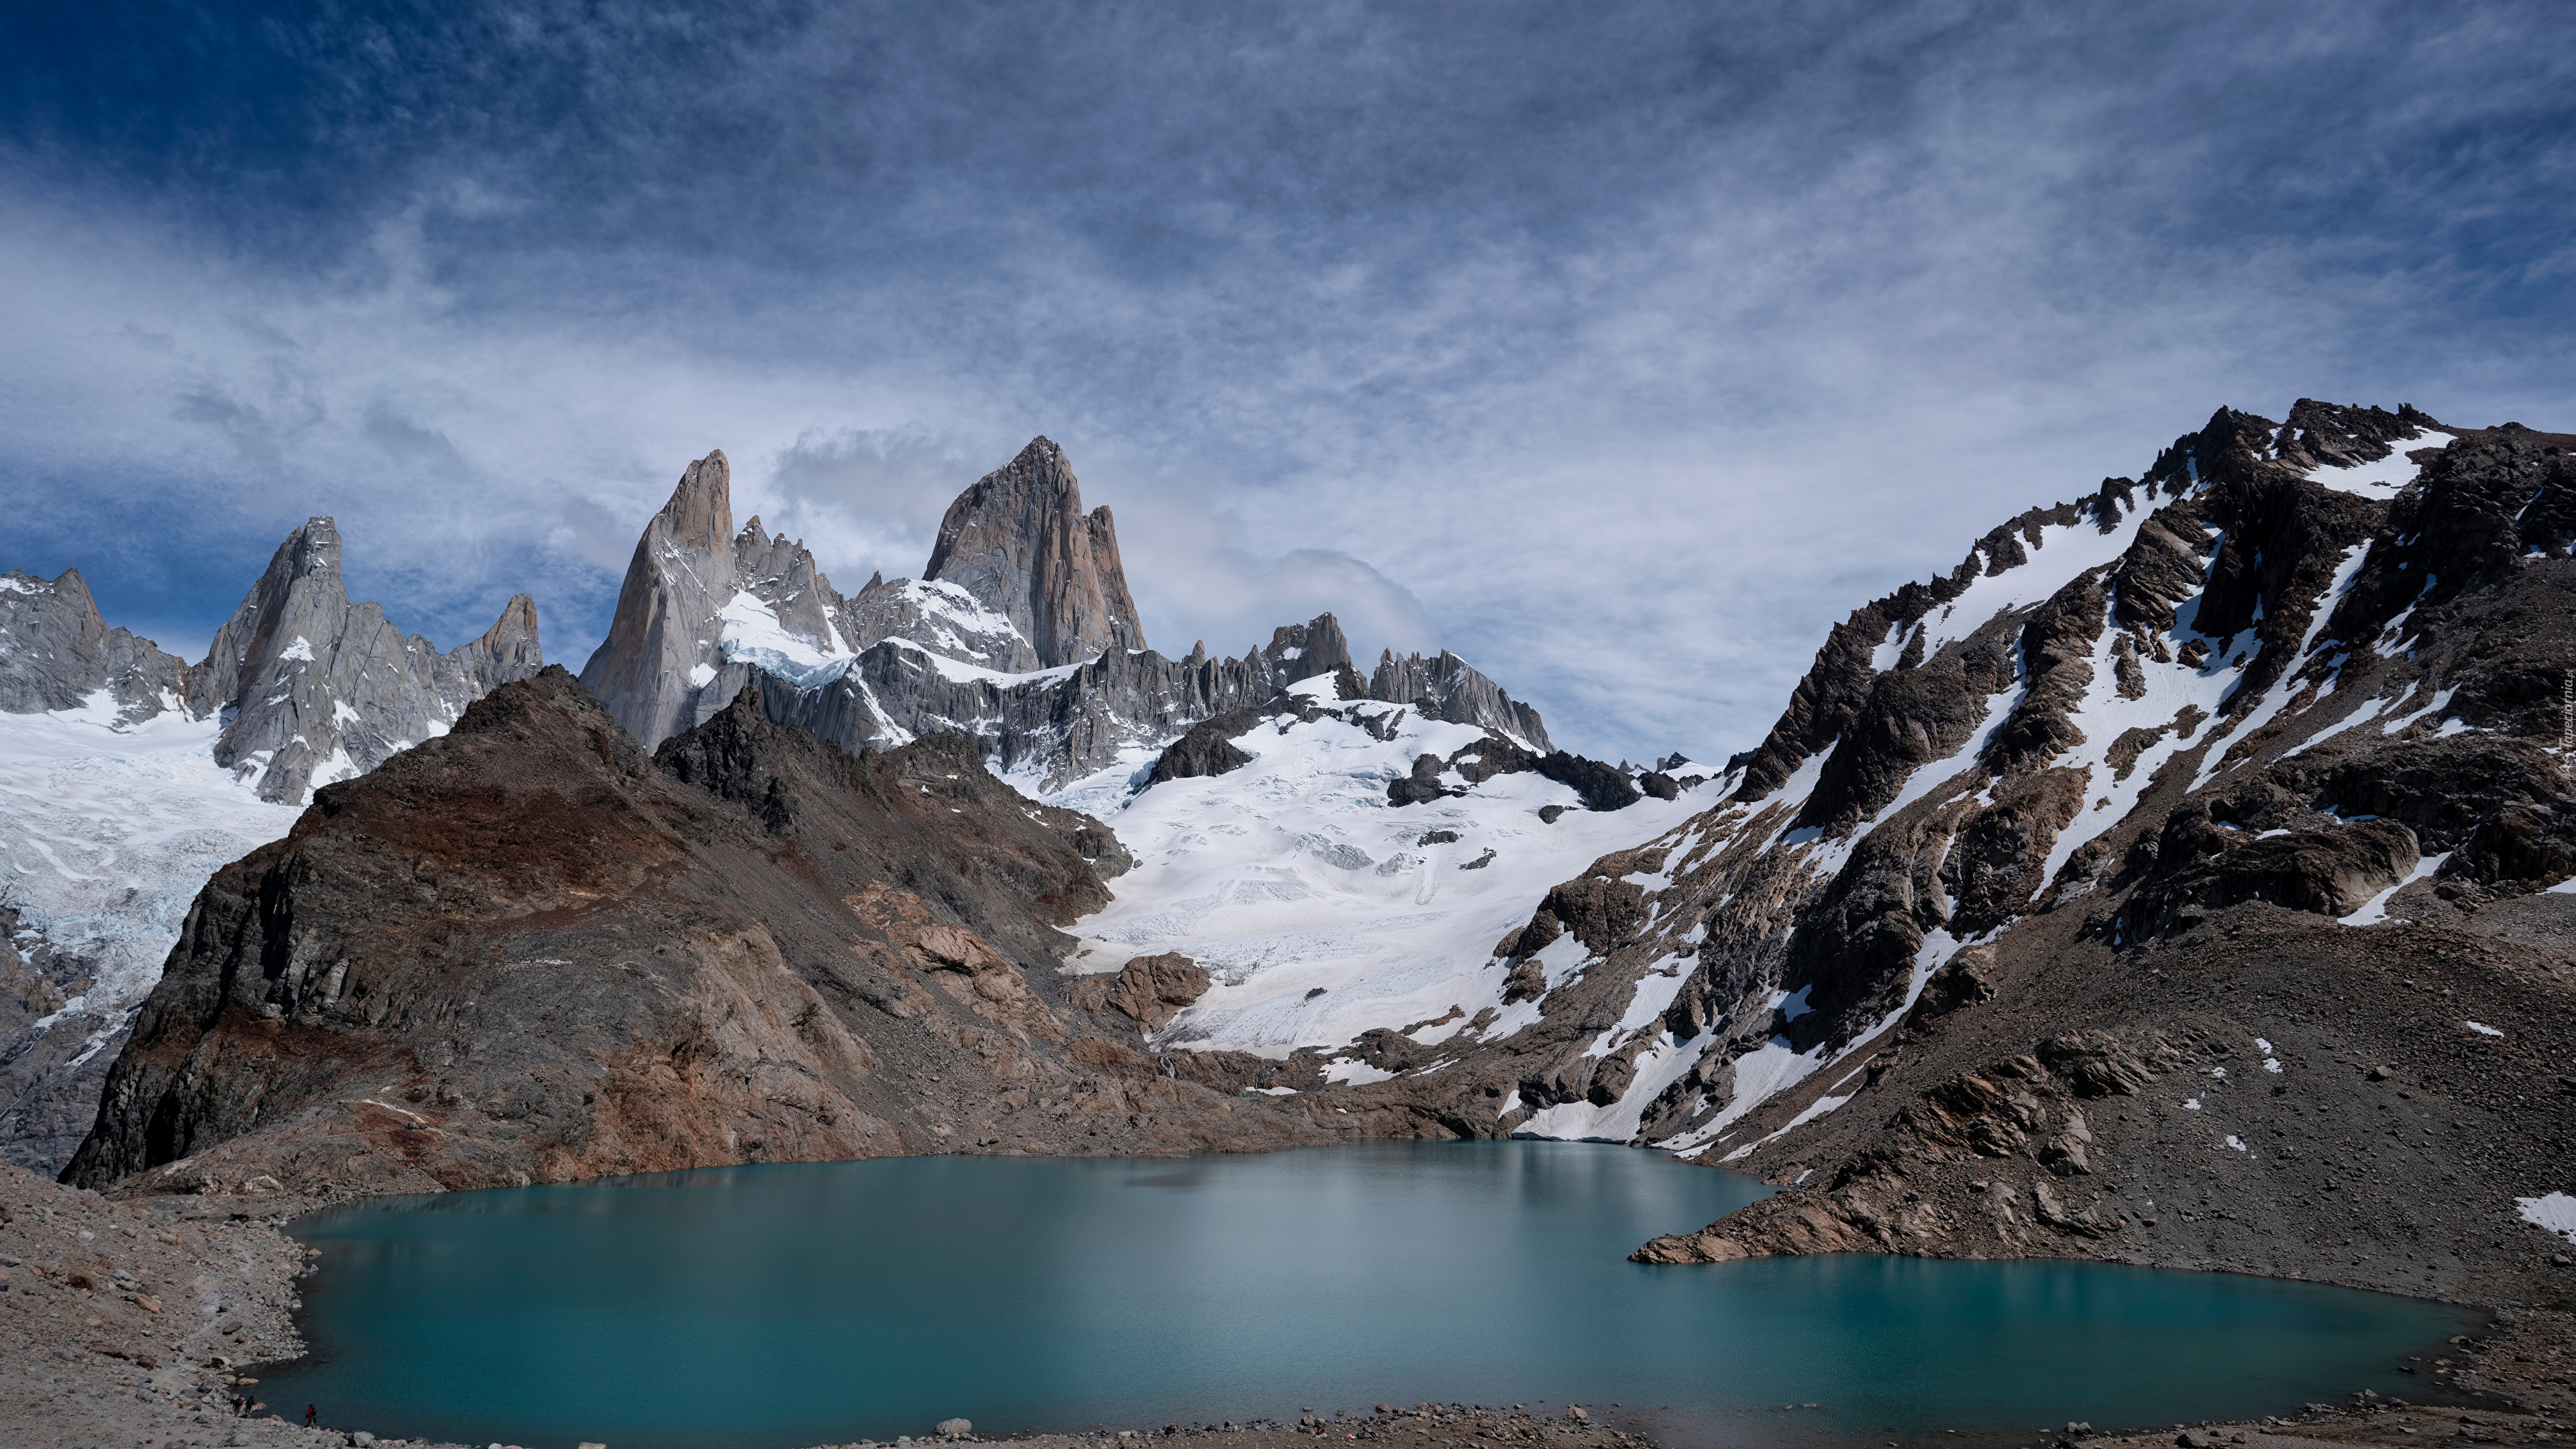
[64,669,1345,1195]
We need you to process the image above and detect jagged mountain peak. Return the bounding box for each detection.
[924,435,1147,669]
[193,513,547,802]
[1365,645,1552,752]
[657,449,733,556]
[573,434,1566,796]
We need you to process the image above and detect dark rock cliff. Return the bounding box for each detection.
[63,669,1345,1195]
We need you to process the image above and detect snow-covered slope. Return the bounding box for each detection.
[1033,399,2569,1172]
[1055,677,1713,1061]
[1353,400,2574,1169]
[0,703,303,1170]
[0,529,543,1173]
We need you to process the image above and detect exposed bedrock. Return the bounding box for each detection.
[923,436,1147,669]
[195,519,543,802]
[64,669,1355,1195]
[572,437,1552,790]
[0,569,192,720]
[5,523,541,804]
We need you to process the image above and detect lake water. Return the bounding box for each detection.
[265,1142,2468,1449]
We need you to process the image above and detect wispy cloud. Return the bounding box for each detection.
[1,1,2569,760]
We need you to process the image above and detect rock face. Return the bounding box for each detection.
[578,451,741,749]
[574,436,1542,790]
[1020,396,2571,1318]
[191,519,544,803]
[5,522,543,806]
[0,519,543,1177]
[1372,399,2573,1311]
[1366,648,1552,751]
[0,570,191,722]
[1067,952,1212,1031]
[922,437,1146,668]
[63,669,1352,1194]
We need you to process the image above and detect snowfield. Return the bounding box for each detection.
[1050,676,1715,1061]
[0,700,302,1053]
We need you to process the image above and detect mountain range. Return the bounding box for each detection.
[5,401,2573,1320]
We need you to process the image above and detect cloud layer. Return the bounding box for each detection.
[3,1,2571,761]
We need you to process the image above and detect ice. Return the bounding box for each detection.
[1864,685,2018,833]
[1062,696,1709,1074]
[885,578,1028,662]
[1915,500,2144,660]
[2184,1097,2202,1110]
[2284,683,2404,758]
[2546,875,2576,896]
[1868,619,1913,672]
[2188,541,2373,793]
[2337,851,2451,926]
[717,592,847,686]
[2519,1193,2576,1244]
[277,635,316,663]
[0,704,303,1055]
[2225,1135,2250,1155]
[2463,1020,2504,1038]
[2380,686,2457,736]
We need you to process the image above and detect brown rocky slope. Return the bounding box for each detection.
[62,667,1362,1198]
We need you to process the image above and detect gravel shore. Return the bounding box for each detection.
[9,1160,2567,1449]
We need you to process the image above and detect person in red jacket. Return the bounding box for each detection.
[305,1405,317,1427]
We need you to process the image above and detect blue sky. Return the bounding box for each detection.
[3,1,2571,763]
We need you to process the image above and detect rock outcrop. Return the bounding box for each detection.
[193,518,543,802]
[62,670,1348,1194]
[578,451,741,749]
[0,570,192,722]
[922,436,1146,668]
[5,521,543,806]
[1367,648,1552,751]
[0,521,544,1175]
[574,437,1545,790]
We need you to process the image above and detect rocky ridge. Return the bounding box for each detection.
[0,522,543,1179]
[578,438,1549,789]
[60,668,1379,1197]
[5,520,542,806]
[1371,401,2576,1322]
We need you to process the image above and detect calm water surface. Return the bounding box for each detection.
[266,1142,2467,1449]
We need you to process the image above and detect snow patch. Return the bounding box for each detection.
[2519,1193,2576,1244]
[2337,852,2450,926]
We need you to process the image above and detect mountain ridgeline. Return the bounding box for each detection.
[0,519,544,1178]
[17,403,2576,1326]
[575,435,1553,788]
[2,519,542,804]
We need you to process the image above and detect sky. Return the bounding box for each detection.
[3,1,2571,765]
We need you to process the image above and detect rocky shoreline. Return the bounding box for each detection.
[7,1155,2567,1449]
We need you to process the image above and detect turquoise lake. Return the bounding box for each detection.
[264,1141,2469,1449]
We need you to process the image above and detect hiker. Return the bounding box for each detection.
[306,1404,317,1427]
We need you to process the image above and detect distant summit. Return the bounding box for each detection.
[575,436,1550,784]
[923,436,1146,669]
